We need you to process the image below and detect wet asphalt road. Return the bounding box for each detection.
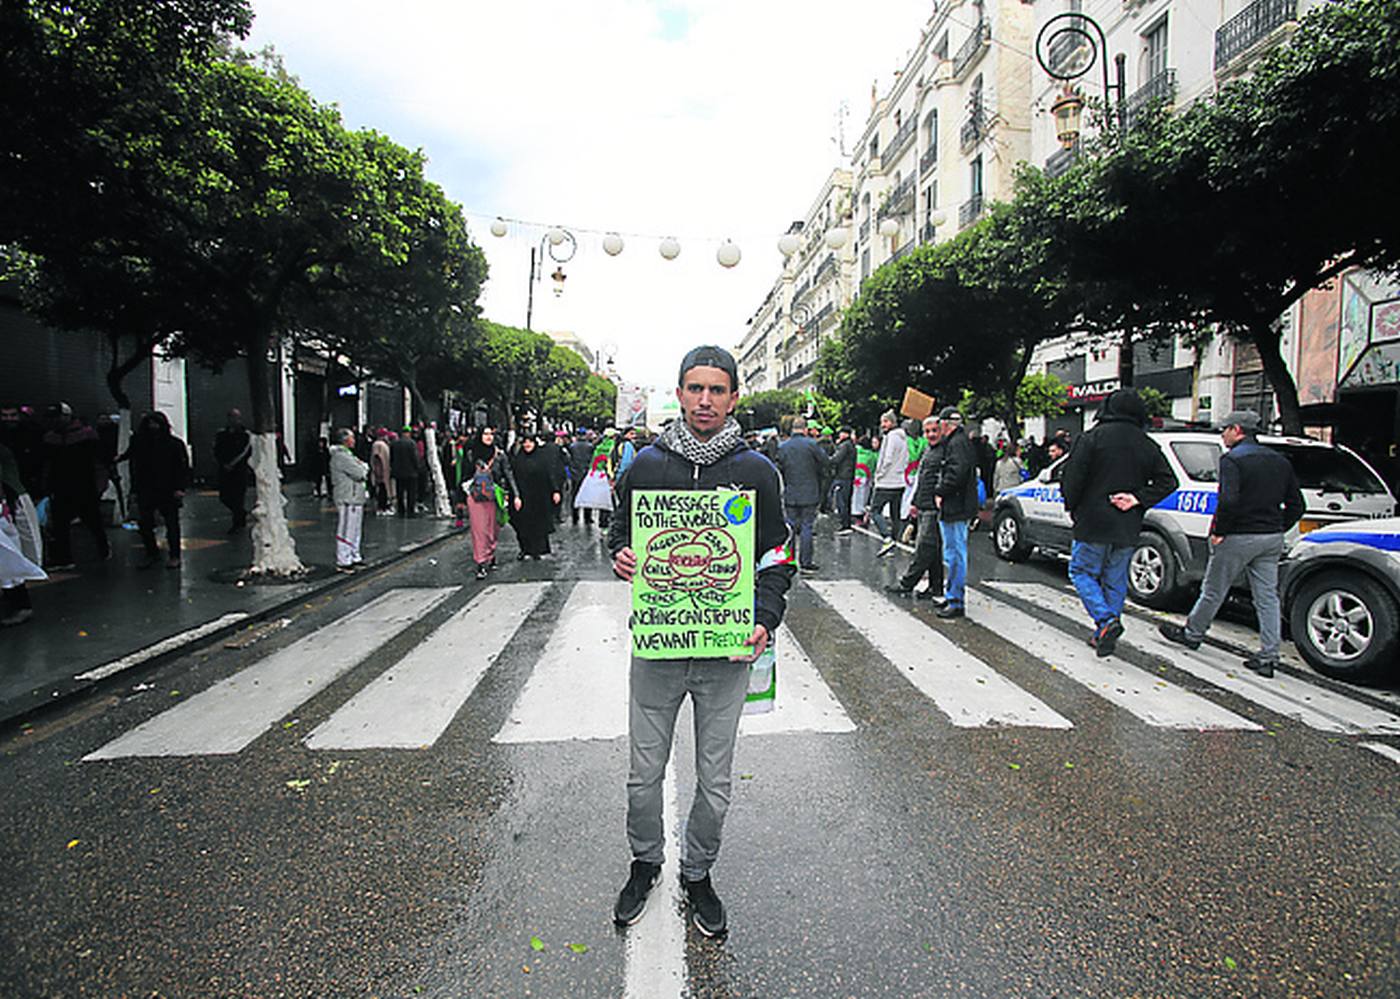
[1,517,1396,998]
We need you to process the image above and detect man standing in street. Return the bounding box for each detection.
[1159,410,1304,676]
[390,429,419,517]
[1060,389,1178,656]
[777,416,831,575]
[42,403,111,568]
[829,426,856,535]
[933,407,978,619]
[213,409,252,533]
[870,409,908,557]
[609,344,795,938]
[886,415,945,600]
[329,428,369,572]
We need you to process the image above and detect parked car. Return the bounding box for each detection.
[992,430,1396,608]
[1281,517,1400,682]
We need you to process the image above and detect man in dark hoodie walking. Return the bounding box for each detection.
[1060,389,1178,656]
[608,344,795,939]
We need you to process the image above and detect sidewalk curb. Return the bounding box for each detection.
[1,526,465,733]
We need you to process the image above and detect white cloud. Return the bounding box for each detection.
[247,0,930,392]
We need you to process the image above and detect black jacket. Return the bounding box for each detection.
[912,438,946,511]
[1061,390,1179,545]
[831,438,856,481]
[776,435,831,506]
[935,426,980,521]
[1211,439,1305,536]
[608,435,795,637]
[125,426,191,501]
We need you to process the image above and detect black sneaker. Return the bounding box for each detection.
[474,565,488,580]
[1095,617,1124,658]
[1157,622,1201,650]
[613,860,661,926]
[884,584,913,597]
[683,874,726,937]
[935,604,964,620]
[914,590,944,605]
[1243,653,1276,678]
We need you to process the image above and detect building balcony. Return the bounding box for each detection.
[1215,0,1298,70]
[959,109,985,154]
[920,144,938,175]
[1126,70,1177,130]
[951,22,990,81]
[921,219,937,243]
[886,117,916,163]
[1044,142,1080,179]
[958,194,984,229]
[815,254,837,281]
[779,361,815,389]
[1046,24,1089,76]
[813,302,835,327]
[857,218,870,244]
[891,240,914,262]
[793,279,811,303]
[877,173,916,219]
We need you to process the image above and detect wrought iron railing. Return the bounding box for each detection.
[921,220,937,243]
[1044,142,1080,179]
[958,194,984,229]
[920,144,938,175]
[1216,0,1297,69]
[886,117,916,163]
[891,240,915,262]
[793,279,810,302]
[959,109,984,154]
[952,22,990,80]
[877,173,916,218]
[857,219,870,244]
[1126,70,1177,130]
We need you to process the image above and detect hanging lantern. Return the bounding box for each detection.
[551,266,567,297]
[928,208,948,227]
[602,233,625,256]
[489,217,508,238]
[547,226,568,246]
[659,237,681,260]
[777,234,800,257]
[1050,85,1085,149]
[716,241,741,268]
[878,218,900,238]
[824,226,849,250]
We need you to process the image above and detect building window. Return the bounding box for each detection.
[1143,19,1168,82]
[869,136,879,160]
[860,248,870,281]
[970,156,983,197]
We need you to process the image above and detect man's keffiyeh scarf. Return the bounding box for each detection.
[660,416,744,466]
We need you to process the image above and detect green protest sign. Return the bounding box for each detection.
[631,489,756,659]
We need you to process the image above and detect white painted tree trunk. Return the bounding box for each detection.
[424,425,453,518]
[248,433,306,576]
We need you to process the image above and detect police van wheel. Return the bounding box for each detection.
[993,509,1032,562]
[1128,532,1179,609]
[1289,572,1398,683]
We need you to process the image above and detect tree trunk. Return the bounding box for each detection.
[245,330,306,576]
[105,331,158,523]
[423,424,453,518]
[1252,321,1304,436]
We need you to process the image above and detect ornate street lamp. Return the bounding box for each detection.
[526,227,576,330]
[1034,12,1126,144]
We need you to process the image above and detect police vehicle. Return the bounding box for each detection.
[1281,517,1400,682]
[991,430,1396,608]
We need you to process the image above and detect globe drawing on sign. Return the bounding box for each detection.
[639,526,742,607]
[724,494,753,526]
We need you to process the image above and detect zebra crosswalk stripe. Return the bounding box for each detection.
[305,583,551,750]
[964,589,1260,731]
[984,581,1400,736]
[739,624,856,736]
[493,581,632,744]
[83,588,457,760]
[805,580,1073,729]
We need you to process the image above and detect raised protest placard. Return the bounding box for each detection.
[630,489,755,659]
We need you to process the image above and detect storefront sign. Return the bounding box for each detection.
[1064,379,1120,406]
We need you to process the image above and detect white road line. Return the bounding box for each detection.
[1361,742,1400,766]
[493,581,631,744]
[852,524,915,555]
[985,581,1400,736]
[73,614,251,682]
[966,589,1260,731]
[806,580,1073,729]
[739,624,857,737]
[623,762,685,999]
[83,588,456,760]
[304,583,551,750]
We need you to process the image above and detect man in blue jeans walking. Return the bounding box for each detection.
[1060,389,1178,656]
[932,407,980,619]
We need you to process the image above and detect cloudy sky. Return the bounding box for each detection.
[246,0,931,392]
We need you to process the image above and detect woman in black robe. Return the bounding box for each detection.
[511,434,562,558]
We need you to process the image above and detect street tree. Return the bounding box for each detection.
[468,323,557,435]
[540,349,616,428]
[1067,0,1400,433]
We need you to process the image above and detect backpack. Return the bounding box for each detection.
[468,467,493,503]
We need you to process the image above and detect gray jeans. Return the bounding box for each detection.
[1185,532,1285,659]
[627,655,749,881]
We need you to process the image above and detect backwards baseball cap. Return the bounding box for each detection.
[1216,409,1262,433]
[678,345,739,390]
[938,406,963,422]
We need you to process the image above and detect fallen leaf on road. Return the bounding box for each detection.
[522,965,531,974]
[739,773,754,780]
[1063,762,1075,769]
[282,719,299,729]
[66,839,80,849]
[285,779,311,792]
[1008,763,1021,771]
[567,943,588,954]
[530,935,545,952]
[169,691,181,697]
[1223,956,1238,970]
[149,788,161,795]
[77,630,88,637]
